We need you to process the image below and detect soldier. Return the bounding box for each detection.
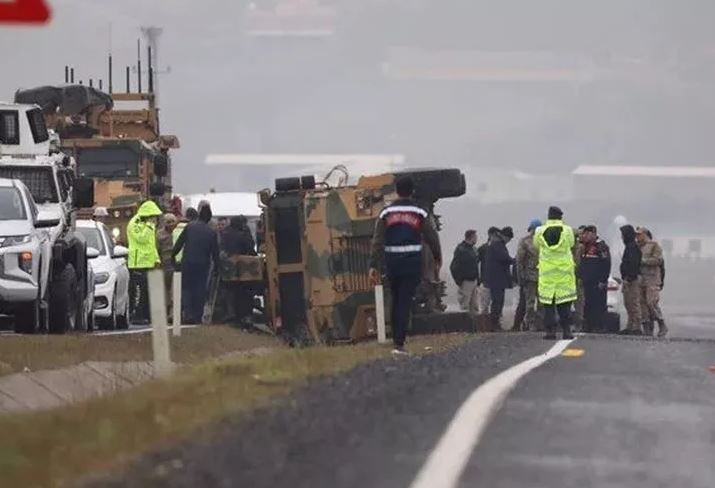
[126,200,163,324]
[579,225,611,332]
[449,229,479,317]
[476,227,499,328]
[619,225,642,335]
[485,226,515,331]
[157,213,178,320]
[515,219,542,331]
[534,206,576,340]
[173,205,220,324]
[369,176,442,355]
[637,227,668,337]
[221,216,258,327]
[573,225,586,332]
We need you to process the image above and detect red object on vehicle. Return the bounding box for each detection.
[0,0,51,24]
[709,365,715,373]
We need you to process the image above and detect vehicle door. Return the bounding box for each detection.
[102,224,129,302]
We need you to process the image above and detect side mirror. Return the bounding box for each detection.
[74,177,95,208]
[35,210,61,228]
[112,245,129,258]
[87,247,100,259]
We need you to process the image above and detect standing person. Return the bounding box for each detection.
[127,200,163,324]
[573,225,587,331]
[476,227,499,328]
[484,226,515,331]
[450,230,479,317]
[579,225,611,332]
[221,215,258,327]
[515,219,542,331]
[534,206,576,340]
[157,213,179,319]
[369,176,442,355]
[172,205,220,324]
[637,227,667,337]
[619,225,642,335]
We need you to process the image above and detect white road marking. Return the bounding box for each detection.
[409,338,576,488]
[93,325,198,337]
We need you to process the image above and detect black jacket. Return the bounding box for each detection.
[221,223,257,256]
[579,239,611,284]
[619,225,641,282]
[477,242,489,285]
[484,234,514,290]
[173,221,220,269]
[450,241,479,285]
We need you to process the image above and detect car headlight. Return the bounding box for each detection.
[111,227,121,240]
[1,235,31,248]
[94,272,110,284]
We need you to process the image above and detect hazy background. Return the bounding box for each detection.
[3,0,715,309]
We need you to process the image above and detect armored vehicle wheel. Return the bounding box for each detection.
[116,297,130,330]
[49,264,78,334]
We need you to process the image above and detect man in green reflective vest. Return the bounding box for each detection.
[127,200,163,324]
[534,206,577,340]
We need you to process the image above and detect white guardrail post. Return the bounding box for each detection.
[148,269,173,377]
[375,284,387,344]
[172,271,182,336]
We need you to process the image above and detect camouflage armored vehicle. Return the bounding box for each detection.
[14,85,179,244]
[253,168,466,344]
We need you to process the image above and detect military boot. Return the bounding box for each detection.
[656,319,669,338]
[562,323,574,340]
[642,321,654,337]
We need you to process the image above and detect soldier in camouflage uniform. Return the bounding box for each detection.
[515,219,542,331]
[637,227,668,337]
[573,225,586,331]
[157,213,178,319]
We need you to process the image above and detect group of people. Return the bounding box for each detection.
[125,199,257,326]
[450,208,667,338]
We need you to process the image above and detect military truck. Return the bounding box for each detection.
[250,168,467,345]
[14,85,180,244]
[0,101,96,333]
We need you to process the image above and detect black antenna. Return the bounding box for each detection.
[79,80,84,85]
[64,66,69,83]
[136,38,142,93]
[148,45,154,93]
[89,78,94,88]
[70,68,75,83]
[108,53,113,94]
[99,79,103,91]
[126,66,130,92]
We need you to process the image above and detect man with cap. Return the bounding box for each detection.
[157,213,179,319]
[619,225,642,334]
[515,219,542,331]
[578,225,611,332]
[534,206,576,340]
[450,229,480,317]
[484,226,515,331]
[369,175,442,355]
[637,227,667,337]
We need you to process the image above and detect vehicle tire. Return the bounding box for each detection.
[116,294,130,330]
[99,290,118,331]
[49,264,78,334]
[14,298,40,334]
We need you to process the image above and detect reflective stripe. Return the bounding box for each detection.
[380,205,428,219]
[385,244,423,253]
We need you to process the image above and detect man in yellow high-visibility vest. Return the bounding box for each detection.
[534,206,576,340]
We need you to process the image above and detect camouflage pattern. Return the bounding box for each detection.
[622,278,642,331]
[219,255,265,283]
[261,169,465,344]
[19,86,179,244]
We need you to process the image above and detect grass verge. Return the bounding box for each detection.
[0,333,471,488]
[0,326,281,376]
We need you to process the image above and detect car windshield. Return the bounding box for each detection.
[0,187,27,221]
[0,167,58,204]
[76,227,106,255]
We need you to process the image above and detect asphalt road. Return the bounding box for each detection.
[85,313,715,488]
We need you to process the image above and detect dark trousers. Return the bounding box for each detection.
[490,287,506,326]
[544,300,573,335]
[583,282,607,332]
[182,262,210,324]
[514,286,526,330]
[387,267,421,348]
[129,270,149,323]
